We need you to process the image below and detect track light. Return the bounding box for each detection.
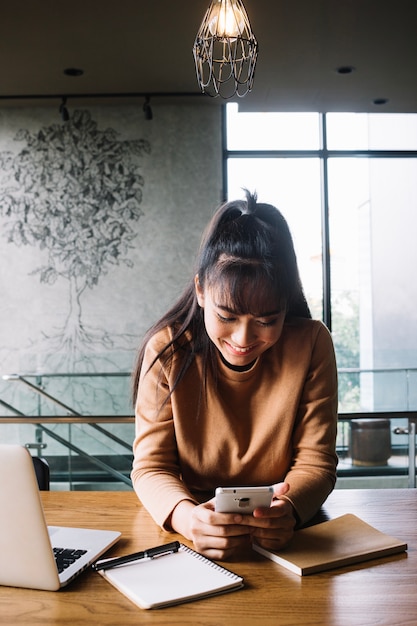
[59,97,70,122]
[143,96,153,120]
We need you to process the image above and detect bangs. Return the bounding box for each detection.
[205,258,289,316]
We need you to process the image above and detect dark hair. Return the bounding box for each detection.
[132,191,310,404]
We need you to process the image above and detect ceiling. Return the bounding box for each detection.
[1,0,417,113]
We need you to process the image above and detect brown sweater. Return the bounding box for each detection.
[132,318,338,528]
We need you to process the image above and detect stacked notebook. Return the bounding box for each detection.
[253,513,407,576]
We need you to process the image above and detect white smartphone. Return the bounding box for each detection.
[215,486,274,514]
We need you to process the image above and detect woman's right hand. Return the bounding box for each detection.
[170,498,252,560]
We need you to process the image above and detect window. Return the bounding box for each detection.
[225,104,417,413]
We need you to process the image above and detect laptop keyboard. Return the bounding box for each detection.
[53,547,88,573]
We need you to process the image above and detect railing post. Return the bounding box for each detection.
[408,419,416,489]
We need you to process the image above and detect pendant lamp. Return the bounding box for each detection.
[193,0,258,99]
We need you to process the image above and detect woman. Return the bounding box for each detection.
[131,191,338,560]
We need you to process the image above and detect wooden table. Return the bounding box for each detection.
[1,489,416,626]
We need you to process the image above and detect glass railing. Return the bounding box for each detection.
[0,372,134,489]
[337,367,417,413]
[3,368,417,417]
[0,372,132,417]
[1,417,134,490]
[1,371,416,489]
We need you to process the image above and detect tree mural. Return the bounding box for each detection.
[0,109,150,376]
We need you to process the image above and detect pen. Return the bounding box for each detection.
[92,541,181,571]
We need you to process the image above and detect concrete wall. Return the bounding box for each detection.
[0,103,223,426]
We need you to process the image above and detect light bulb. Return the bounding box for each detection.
[208,0,245,38]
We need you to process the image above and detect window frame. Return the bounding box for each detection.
[222,106,417,332]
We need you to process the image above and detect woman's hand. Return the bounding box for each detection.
[170,482,296,560]
[248,482,296,552]
[171,498,253,560]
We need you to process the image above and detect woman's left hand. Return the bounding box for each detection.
[242,482,296,551]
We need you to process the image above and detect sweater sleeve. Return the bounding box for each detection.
[131,332,199,529]
[281,322,338,525]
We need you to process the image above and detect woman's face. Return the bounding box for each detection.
[195,277,285,367]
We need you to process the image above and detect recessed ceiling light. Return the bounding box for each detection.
[335,66,355,75]
[63,68,84,77]
[373,98,389,105]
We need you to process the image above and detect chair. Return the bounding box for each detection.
[31,456,50,490]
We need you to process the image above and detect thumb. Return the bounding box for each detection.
[272,481,290,498]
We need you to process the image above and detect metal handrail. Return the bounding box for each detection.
[0,415,134,423]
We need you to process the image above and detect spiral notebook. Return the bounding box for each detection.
[97,543,244,609]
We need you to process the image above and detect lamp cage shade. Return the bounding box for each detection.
[193,0,258,99]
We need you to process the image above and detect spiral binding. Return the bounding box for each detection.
[179,543,242,580]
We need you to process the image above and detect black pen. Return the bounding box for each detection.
[92,541,181,572]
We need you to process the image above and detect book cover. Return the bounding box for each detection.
[98,543,244,609]
[253,513,407,576]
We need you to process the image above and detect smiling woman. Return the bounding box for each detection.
[131,190,338,561]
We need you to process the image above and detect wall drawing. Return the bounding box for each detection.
[0,109,150,415]
[0,104,222,424]
[0,109,150,364]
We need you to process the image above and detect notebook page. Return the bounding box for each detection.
[99,543,243,609]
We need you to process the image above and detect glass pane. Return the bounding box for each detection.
[0,373,132,416]
[326,113,417,150]
[227,158,323,318]
[328,158,417,412]
[226,103,320,150]
[0,420,134,490]
[0,372,134,488]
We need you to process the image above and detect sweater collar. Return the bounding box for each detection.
[216,349,260,381]
[219,351,257,372]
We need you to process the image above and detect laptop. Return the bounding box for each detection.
[0,444,121,591]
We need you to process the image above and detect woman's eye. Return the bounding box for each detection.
[217,313,235,323]
[258,318,278,327]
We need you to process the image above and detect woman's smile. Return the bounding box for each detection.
[223,340,259,357]
[226,341,257,353]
